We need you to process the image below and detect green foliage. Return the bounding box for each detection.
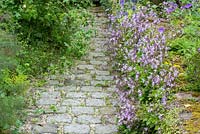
[0,23,29,134]
[0,0,93,133]
[0,96,25,133]
[167,1,200,91]
[186,51,200,91]
[119,107,181,134]
[0,30,19,70]
[169,7,200,59]
[17,45,70,76]
[1,0,93,76]
[138,0,150,5]
[118,125,133,134]
[1,0,92,47]
[110,4,180,133]
[64,0,92,8]
[100,0,113,11]
[0,69,29,133]
[0,69,29,96]
[136,103,180,134]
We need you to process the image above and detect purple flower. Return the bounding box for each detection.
[162,96,167,105]
[138,90,142,97]
[123,12,128,16]
[132,6,136,11]
[198,48,200,53]
[164,2,178,14]
[108,4,179,129]
[182,3,192,9]
[152,75,160,86]
[120,0,125,6]
[158,27,165,33]
[166,8,175,13]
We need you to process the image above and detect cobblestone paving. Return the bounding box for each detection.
[23,7,118,134]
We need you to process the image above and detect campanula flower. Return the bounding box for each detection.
[158,27,165,33]
[198,48,200,53]
[120,0,125,6]
[182,3,192,9]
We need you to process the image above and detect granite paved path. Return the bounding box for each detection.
[22,6,118,134]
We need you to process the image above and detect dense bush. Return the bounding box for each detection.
[0,25,28,133]
[187,50,200,91]
[0,69,29,133]
[1,0,93,76]
[1,0,92,47]
[166,1,200,59]
[0,30,29,133]
[0,30,18,71]
[108,3,180,134]
[100,0,114,11]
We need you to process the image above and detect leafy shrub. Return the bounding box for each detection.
[108,4,180,133]
[166,1,200,59]
[0,30,19,71]
[0,69,29,133]
[164,1,200,91]
[100,0,114,11]
[1,0,92,47]
[1,0,93,76]
[0,69,29,96]
[0,26,29,133]
[0,96,25,133]
[186,49,200,91]
[0,0,93,133]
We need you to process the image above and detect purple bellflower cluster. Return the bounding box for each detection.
[108,5,179,131]
[163,1,193,14]
[164,2,178,13]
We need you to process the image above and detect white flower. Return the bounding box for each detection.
[23,4,26,8]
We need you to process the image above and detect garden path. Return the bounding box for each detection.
[22,6,118,134]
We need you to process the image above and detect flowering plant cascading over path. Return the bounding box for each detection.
[108,4,179,133]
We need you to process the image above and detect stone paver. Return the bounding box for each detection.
[32,124,58,134]
[46,114,72,123]
[64,124,90,134]
[72,107,94,115]
[81,86,102,92]
[76,115,101,124]
[91,92,109,98]
[66,92,87,98]
[62,99,85,106]
[37,98,58,105]
[23,6,118,134]
[86,99,106,107]
[95,125,118,134]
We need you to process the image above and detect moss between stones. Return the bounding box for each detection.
[181,92,200,133]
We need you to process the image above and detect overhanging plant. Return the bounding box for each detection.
[108,3,180,133]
